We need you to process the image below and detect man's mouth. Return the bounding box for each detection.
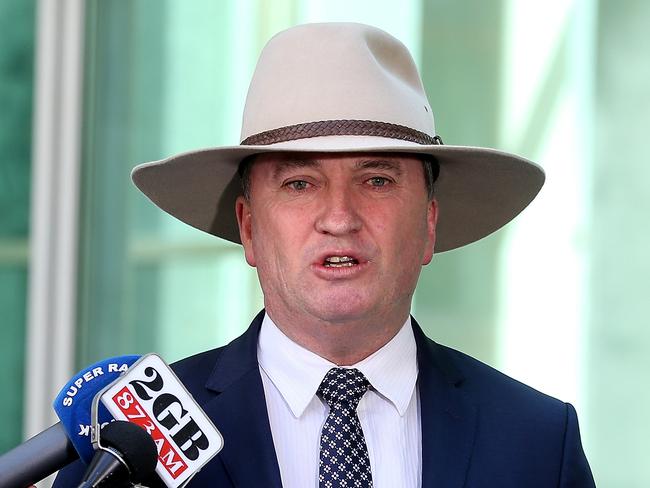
[323,256,359,268]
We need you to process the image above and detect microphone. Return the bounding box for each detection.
[77,420,158,488]
[0,356,140,488]
[0,423,77,488]
[92,353,224,487]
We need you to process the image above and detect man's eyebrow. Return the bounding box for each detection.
[272,159,320,179]
[355,159,403,175]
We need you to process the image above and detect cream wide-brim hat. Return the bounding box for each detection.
[132,22,544,252]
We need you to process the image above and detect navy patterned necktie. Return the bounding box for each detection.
[317,367,373,488]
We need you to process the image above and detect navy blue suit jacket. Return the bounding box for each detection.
[55,311,595,487]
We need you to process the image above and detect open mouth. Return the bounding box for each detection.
[323,256,359,268]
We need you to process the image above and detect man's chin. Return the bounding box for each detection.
[303,297,379,325]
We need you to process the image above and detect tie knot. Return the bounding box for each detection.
[318,367,370,409]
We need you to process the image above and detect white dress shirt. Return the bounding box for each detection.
[257,313,422,488]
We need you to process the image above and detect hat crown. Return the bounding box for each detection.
[240,23,435,142]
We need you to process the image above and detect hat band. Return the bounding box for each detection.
[240,119,443,146]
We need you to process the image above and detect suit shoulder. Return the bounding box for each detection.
[169,346,226,403]
[423,340,594,486]
[435,342,567,416]
[172,346,225,377]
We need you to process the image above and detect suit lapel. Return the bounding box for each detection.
[201,311,283,487]
[413,318,478,488]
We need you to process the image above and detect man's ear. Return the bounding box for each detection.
[422,198,438,265]
[235,195,256,267]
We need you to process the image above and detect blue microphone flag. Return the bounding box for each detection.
[52,355,140,463]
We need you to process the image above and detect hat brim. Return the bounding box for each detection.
[131,136,544,252]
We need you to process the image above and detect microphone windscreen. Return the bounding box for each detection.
[100,420,158,483]
[52,355,140,463]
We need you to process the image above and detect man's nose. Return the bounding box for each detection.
[314,185,362,236]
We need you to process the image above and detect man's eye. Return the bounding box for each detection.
[367,177,390,187]
[286,180,310,191]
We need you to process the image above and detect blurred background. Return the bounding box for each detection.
[1,0,648,486]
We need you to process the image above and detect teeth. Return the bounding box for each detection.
[326,256,354,263]
[325,261,355,267]
[324,256,358,267]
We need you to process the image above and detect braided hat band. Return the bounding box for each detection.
[241,119,444,146]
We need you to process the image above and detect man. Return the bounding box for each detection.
[56,23,594,487]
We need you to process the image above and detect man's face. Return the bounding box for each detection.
[236,152,437,328]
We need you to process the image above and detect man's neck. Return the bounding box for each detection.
[264,306,410,366]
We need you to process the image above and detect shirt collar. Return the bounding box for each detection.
[257,313,418,418]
